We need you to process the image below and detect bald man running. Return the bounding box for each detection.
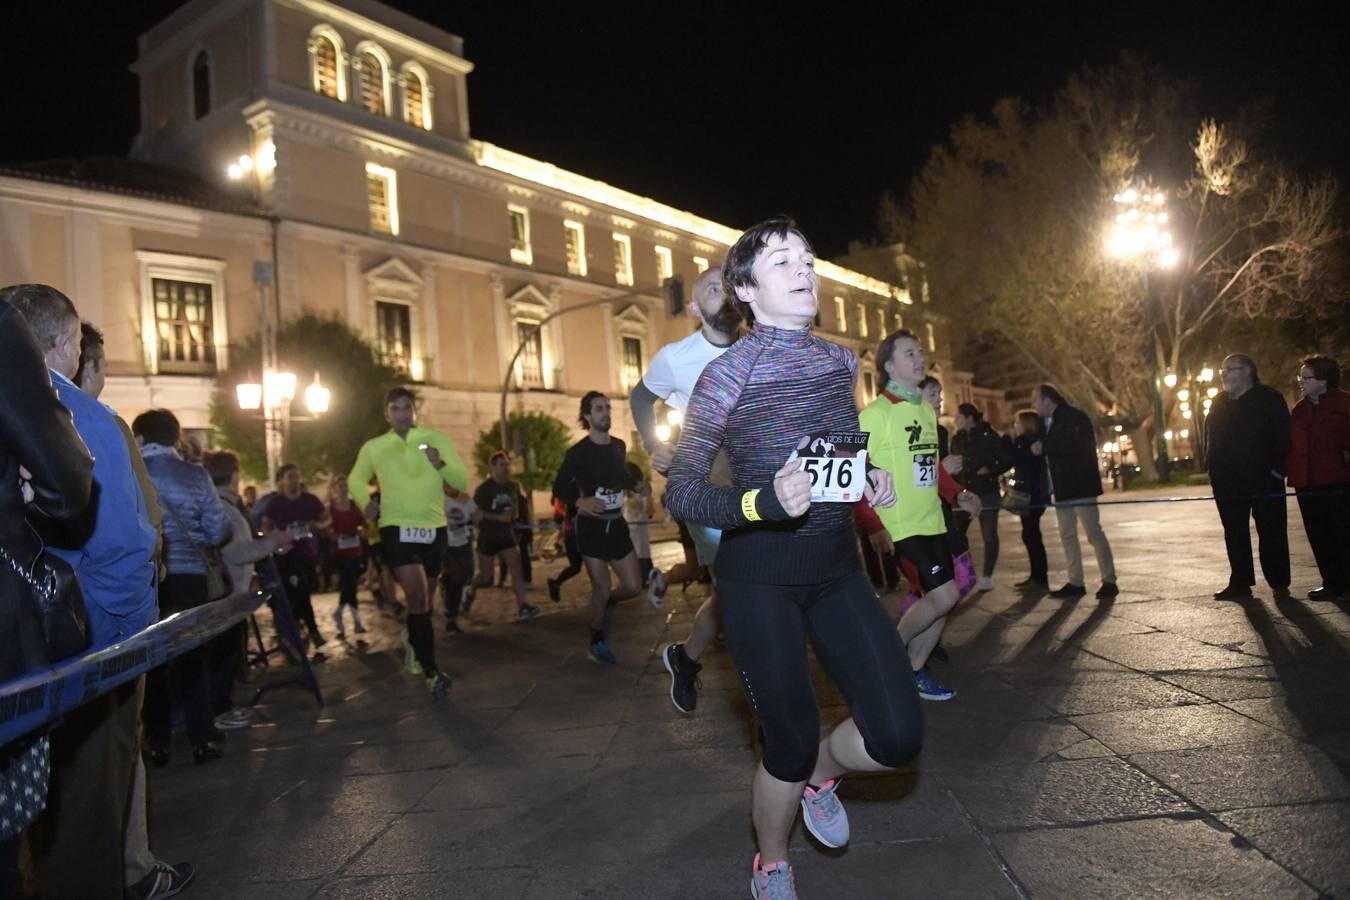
[630,265,741,712]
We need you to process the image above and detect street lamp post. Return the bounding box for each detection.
[1107,185,1181,483]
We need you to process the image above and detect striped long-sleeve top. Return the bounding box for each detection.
[665,322,864,585]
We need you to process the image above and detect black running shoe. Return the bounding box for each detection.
[662,642,702,714]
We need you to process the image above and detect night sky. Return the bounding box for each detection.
[5,1,1346,256]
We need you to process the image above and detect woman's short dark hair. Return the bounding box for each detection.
[874,329,920,384]
[203,449,240,487]
[918,375,941,392]
[384,387,416,407]
[578,390,606,428]
[722,216,813,325]
[1301,354,1340,390]
[131,408,181,447]
[956,402,983,421]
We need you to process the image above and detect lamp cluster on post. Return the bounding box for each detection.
[235,369,330,486]
[1159,364,1216,463]
[1106,183,1181,482]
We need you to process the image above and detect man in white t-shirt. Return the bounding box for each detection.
[440,488,477,634]
[629,265,740,713]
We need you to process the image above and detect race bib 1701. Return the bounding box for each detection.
[399,526,436,544]
[786,431,869,503]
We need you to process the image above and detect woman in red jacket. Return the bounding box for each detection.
[1287,354,1350,601]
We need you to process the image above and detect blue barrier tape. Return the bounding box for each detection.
[0,589,267,748]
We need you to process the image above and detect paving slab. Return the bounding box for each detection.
[1070,702,1289,754]
[1217,801,1350,898]
[1128,740,1350,810]
[942,757,1192,831]
[993,817,1318,898]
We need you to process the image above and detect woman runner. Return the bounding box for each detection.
[665,217,921,899]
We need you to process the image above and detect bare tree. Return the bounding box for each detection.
[900,58,1345,481]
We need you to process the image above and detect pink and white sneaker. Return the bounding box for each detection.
[750,854,798,899]
[800,777,850,848]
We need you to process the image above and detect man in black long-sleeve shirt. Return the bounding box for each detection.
[552,391,642,664]
[1206,354,1292,600]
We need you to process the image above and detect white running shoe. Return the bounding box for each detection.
[977,576,995,592]
[648,569,667,608]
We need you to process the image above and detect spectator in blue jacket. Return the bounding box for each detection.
[5,283,158,900]
[133,409,231,766]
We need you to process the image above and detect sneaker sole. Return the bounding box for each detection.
[661,644,694,714]
[918,691,955,701]
[799,796,848,849]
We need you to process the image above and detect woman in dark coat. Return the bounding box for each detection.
[1002,409,1051,590]
[0,297,94,894]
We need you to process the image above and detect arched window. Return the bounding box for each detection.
[353,42,391,116]
[192,52,211,119]
[309,25,346,100]
[401,63,432,130]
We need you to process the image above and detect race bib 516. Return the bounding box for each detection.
[787,431,869,503]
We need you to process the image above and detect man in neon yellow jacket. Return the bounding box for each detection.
[349,387,467,700]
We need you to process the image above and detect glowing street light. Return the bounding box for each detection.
[226,140,277,182]
[655,423,672,443]
[304,372,331,415]
[236,381,262,411]
[1107,182,1181,481]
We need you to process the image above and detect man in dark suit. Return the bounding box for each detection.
[1205,354,1291,600]
[1030,384,1118,600]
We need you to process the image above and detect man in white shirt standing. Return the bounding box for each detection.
[629,265,740,713]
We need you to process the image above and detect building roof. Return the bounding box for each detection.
[0,158,266,217]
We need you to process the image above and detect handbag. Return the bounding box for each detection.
[0,540,89,663]
[1000,488,1032,517]
[161,499,232,601]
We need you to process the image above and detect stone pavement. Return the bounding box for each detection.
[146,487,1350,899]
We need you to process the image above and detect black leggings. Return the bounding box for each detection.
[1020,507,1048,584]
[719,570,924,783]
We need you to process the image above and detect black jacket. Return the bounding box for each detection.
[1003,433,1050,504]
[1205,383,1291,495]
[951,420,1011,496]
[0,300,94,683]
[1042,402,1102,501]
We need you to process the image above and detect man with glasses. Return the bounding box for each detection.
[1205,354,1292,600]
